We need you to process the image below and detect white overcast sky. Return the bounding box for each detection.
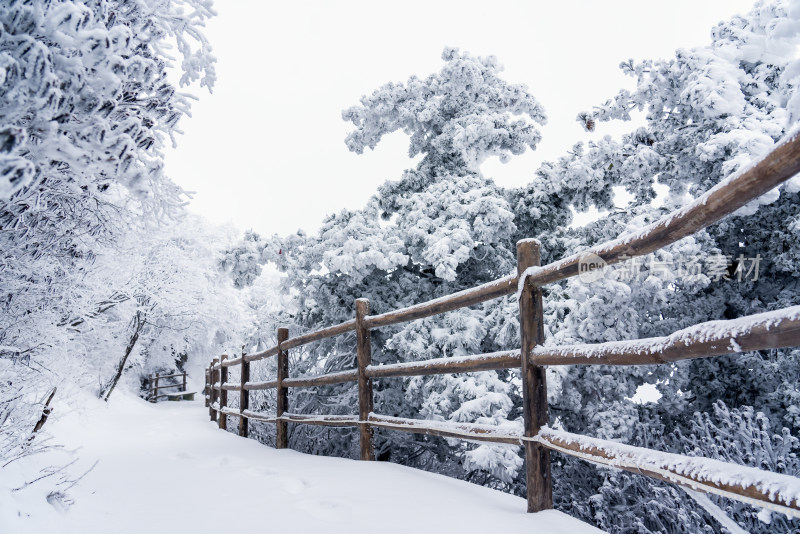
[165,0,757,237]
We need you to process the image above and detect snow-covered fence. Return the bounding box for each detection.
[206,133,800,519]
[148,371,187,402]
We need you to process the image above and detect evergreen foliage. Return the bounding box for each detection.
[223,3,800,531]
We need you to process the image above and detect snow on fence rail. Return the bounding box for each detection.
[530,428,800,519]
[148,371,187,402]
[531,306,800,366]
[204,133,800,519]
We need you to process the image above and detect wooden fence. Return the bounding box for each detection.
[205,133,800,519]
[149,371,187,402]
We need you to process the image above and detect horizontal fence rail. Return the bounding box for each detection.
[284,369,358,388]
[367,414,522,446]
[243,346,278,364]
[244,379,278,390]
[531,428,800,519]
[366,350,521,378]
[363,276,517,329]
[204,133,800,521]
[149,371,188,402]
[530,306,800,366]
[281,320,357,351]
[519,131,800,289]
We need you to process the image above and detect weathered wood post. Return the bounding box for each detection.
[204,368,209,407]
[182,371,187,393]
[218,354,228,431]
[355,298,375,461]
[239,346,249,437]
[276,328,289,449]
[206,363,214,406]
[153,373,159,403]
[210,358,219,421]
[516,238,552,512]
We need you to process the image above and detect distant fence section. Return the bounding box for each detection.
[149,371,188,402]
[205,133,800,519]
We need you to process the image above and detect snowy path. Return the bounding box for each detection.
[4,393,603,534]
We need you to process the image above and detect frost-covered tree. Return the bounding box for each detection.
[225,48,554,483]
[343,47,546,186]
[223,4,800,532]
[0,0,219,471]
[541,2,800,532]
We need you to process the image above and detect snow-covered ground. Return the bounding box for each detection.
[2,391,603,534]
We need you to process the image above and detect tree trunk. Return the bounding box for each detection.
[28,387,57,442]
[99,309,145,402]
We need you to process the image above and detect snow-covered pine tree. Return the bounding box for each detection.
[541,2,800,531]
[224,48,558,483]
[222,4,800,532]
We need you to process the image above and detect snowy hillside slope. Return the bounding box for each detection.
[1,392,603,534]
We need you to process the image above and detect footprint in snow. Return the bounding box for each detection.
[293,498,351,522]
[242,466,278,477]
[279,476,307,494]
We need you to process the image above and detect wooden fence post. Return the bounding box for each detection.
[517,238,552,513]
[153,372,159,403]
[204,368,209,407]
[355,298,375,461]
[239,346,250,437]
[218,354,228,431]
[203,365,211,408]
[210,358,219,422]
[182,371,187,393]
[276,328,289,449]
